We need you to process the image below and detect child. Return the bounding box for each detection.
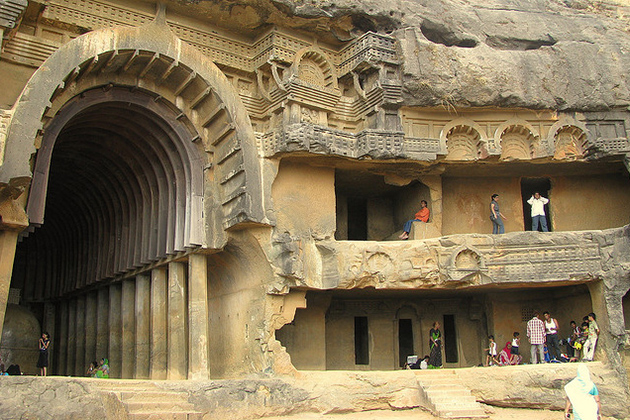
[511,332,520,356]
[420,355,430,370]
[485,335,498,366]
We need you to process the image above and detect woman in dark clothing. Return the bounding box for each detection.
[490,194,507,234]
[428,322,443,368]
[37,332,50,376]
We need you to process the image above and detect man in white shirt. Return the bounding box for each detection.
[527,192,549,232]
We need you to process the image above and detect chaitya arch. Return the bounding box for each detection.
[0,18,272,379]
[1,20,267,245]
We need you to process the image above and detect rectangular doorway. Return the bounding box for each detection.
[354,316,369,365]
[347,198,368,240]
[398,319,414,367]
[443,314,458,363]
[521,177,552,231]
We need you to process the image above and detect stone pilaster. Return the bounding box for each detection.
[188,253,209,379]
[57,301,68,375]
[135,273,150,379]
[96,287,109,361]
[121,279,136,378]
[85,291,97,368]
[0,180,29,348]
[150,267,167,379]
[42,303,55,374]
[66,299,76,376]
[168,261,187,379]
[75,296,86,376]
[0,231,19,345]
[108,283,122,378]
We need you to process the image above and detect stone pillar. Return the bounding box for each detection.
[588,280,610,363]
[66,299,77,376]
[188,253,209,379]
[43,302,55,374]
[75,295,86,376]
[0,181,29,347]
[96,287,109,362]
[121,279,136,378]
[0,230,20,347]
[108,283,122,378]
[57,301,68,375]
[85,292,97,368]
[168,261,187,379]
[150,267,167,379]
[135,273,150,379]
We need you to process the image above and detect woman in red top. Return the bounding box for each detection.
[399,200,430,240]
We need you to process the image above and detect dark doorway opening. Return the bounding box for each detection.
[398,319,414,367]
[335,169,431,241]
[354,316,369,365]
[443,314,458,363]
[347,197,368,240]
[521,177,552,232]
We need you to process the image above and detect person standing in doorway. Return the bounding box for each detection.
[399,200,430,240]
[490,194,507,234]
[37,332,50,376]
[527,192,549,232]
[527,312,546,364]
[543,311,561,361]
[582,313,600,362]
[428,321,443,368]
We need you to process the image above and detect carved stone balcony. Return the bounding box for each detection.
[268,226,630,293]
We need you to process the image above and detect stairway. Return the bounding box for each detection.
[414,370,488,418]
[95,380,204,420]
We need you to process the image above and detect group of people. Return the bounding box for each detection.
[86,358,110,378]
[527,311,599,364]
[33,332,110,378]
[398,191,550,239]
[485,333,523,366]
[490,192,549,234]
[481,310,599,367]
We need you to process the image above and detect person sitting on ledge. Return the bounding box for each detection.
[399,200,430,240]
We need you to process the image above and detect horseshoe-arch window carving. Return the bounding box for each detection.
[554,125,586,160]
[446,125,482,161]
[292,49,337,90]
[500,125,538,160]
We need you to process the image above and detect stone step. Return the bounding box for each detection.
[430,395,478,405]
[434,401,482,410]
[436,407,488,418]
[426,388,472,398]
[128,412,204,420]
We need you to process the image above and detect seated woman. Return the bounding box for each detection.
[399,200,430,240]
[96,358,110,378]
[498,342,522,366]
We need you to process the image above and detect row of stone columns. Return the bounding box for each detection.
[52,255,210,379]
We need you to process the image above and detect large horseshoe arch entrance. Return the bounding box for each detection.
[10,86,207,378]
[1,25,268,379]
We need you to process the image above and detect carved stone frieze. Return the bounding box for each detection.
[268,230,628,291]
[31,0,399,79]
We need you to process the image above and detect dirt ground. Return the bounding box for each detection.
[261,406,616,420]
